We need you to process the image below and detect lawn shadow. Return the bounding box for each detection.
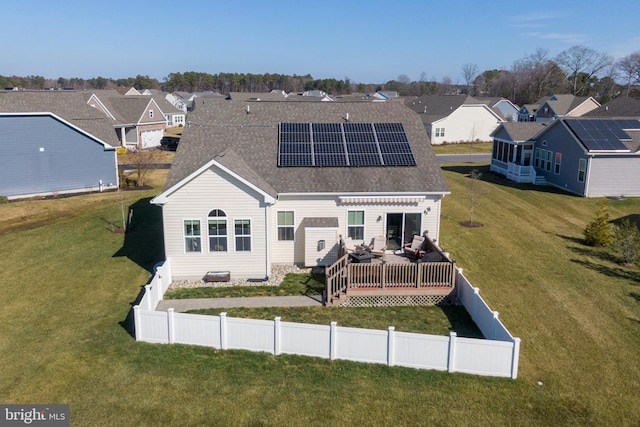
[440,305,484,338]
[570,258,640,284]
[119,285,147,339]
[567,245,620,264]
[440,164,577,196]
[112,196,164,273]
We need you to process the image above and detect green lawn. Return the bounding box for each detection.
[1,165,639,425]
[431,141,492,154]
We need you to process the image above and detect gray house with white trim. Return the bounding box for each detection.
[0,91,119,199]
[491,118,640,197]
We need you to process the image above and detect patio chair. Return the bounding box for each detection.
[343,237,358,254]
[369,235,387,257]
[403,235,426,259]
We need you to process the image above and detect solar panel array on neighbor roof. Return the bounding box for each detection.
[565,119,640,152]
[278,122,417,167]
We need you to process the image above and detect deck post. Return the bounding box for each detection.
[381,263,386,289]
[416,263,422,289]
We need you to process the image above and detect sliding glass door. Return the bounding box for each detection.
[385,213,421,250]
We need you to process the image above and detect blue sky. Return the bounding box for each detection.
[3,0,640,84]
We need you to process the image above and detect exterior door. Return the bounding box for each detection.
[385,213,421,251]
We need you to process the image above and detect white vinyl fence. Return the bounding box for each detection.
[134,261,520,379]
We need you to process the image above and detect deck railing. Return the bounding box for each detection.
[325,254,456,305]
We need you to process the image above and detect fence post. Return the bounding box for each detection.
[220,312,227,350]
[167,308,175,344]
[330,321,337,360]
[448,332,457,373]
[133,305,140,341]
[387,326,395,367]
[492,311,499,340]
[472,287,480,320]
[511,337,521,379]
[144,284,152,311]
[381,263,386,289]
[274,317,281,356]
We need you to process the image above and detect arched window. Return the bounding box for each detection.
[208,209,227,252]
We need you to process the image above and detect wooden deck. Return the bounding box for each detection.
[324,239,457,306]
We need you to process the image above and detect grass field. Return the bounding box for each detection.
[1,165,639,426]
[431,141,492,154]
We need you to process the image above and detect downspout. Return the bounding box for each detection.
[265,203,271,279]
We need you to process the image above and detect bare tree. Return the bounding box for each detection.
[616,51,640,97]
[461,63,479,95]
[555,45,613,95]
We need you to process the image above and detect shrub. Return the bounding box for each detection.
[613,219,640,265]
[116,147,128,156]
[0,195,8,204]
[584,205,612,247]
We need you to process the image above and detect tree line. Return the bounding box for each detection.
[4,45,640,106]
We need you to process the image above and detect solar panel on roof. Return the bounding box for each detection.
[565,119,630,152]
[278,122,416,167]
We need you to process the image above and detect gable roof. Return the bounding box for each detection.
[582,97,640,118]
[404,95,475,123]
[537,94,599,116]
[157,101,449,201]
[492,122,546,142]
[0,90,119,147]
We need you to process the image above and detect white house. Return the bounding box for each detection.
[150,101,450,280]
[405,95,505,144]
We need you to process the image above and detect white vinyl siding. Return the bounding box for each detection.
[270,195,443,265]
[161,168,267,280]
[183,219,201,252]
[583,157,640,197]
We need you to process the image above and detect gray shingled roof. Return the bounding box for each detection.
[0,90,119,146]
[497,122,546,142]
[227,92,287,102]
[404,95,476,123]
[583,97,640,118]
[163,101,449,196]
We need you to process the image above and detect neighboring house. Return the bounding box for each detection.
[226,92,288,102]
[491,118,640,197]
[533,94,600,123]
[475,97,519,122]
[150,101,450,280]
[146,89,186,127]
[116,86,141,96]
[404,95,504,144]
[0,91,119,199]
[517,98,548,122]
[185,91,226,112]
[86,91,169,149]
[165,92,188,112]
[582,97,640,119]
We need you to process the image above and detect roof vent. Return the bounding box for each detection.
[423,106,427,114]
[605,106,609,111]
[246,105,250,114]
[345,112,350,122]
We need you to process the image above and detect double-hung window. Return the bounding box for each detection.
[208,209,228,252]
[546,150,553,172]
[578,159,587,183]
[235,219,251,252]
[184,219,201,252]
[347,210,365,240]
[277,211,294,241]
[555,153,562,174]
